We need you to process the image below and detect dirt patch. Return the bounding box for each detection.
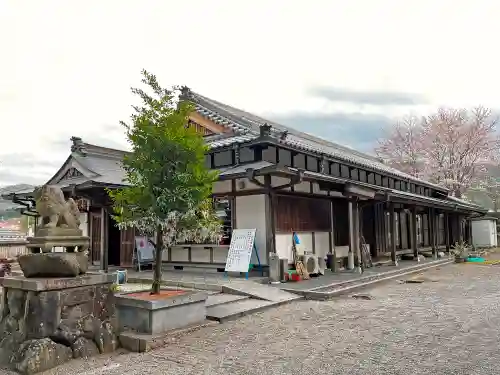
[352,294,374,300]
[126,290,186,300]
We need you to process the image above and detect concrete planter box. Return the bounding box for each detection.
[114,289,208,335]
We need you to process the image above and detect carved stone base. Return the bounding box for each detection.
[34,227,83,238]
[0,273,118,374]
[18,253,89,278]
[26,235,90,254]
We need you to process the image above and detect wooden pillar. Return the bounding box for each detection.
[434,211,440,258]
[389,202,398,266]
[450,213,458,245]
[382,209,388,254]
[347,200,355,270]
[103,208,109,273]
[467,218,474,248]
[429,208,436,258]
[411,206,419,261]
[264,175,276,264]
[445,212,450,252]
[353,200,362,273]
[100,207,105,271]
[458,215,465,242]
[329,200,337,272]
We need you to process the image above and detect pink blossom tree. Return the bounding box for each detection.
[376,106,500,198]
[376,115,427,179]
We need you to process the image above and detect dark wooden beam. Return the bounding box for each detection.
[264,175,276,264]
[353,199,361,272]
[468,218,474,248]
[389,202,398,265]
[329,199,337,272]
[429,207,437,259]
[100,207,106,272]
[348,200,355,270]
[411,206,419,260]
[445,212,450,252]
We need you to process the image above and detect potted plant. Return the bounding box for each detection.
[451,241,470,263]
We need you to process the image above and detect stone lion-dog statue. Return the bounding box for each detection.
[35,185,81,229]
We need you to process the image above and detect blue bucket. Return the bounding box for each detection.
[115,270,128,284]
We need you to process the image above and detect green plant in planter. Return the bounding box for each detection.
[451,241,470,262]
[109,283,120,293]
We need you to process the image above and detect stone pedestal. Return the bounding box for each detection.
[115,289,207,352]
[27,227,90,254]
[18,253,89,278]
[0,273,118,374]
[19,226,91,279]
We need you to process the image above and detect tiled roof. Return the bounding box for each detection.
[206,134,259,149]
[218,161,273,178]
[72,153,127,186]
[187,90,446,191]
[390,189,486,212]
[36,89,448,193]
[194,104,249,134]
[47,133,260,189]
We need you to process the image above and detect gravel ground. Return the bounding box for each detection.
[3,263,500,375]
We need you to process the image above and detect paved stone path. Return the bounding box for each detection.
[3,263,500,374]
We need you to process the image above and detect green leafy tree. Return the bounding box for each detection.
[108,70,221,294]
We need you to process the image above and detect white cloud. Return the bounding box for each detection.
[0,0,498,185]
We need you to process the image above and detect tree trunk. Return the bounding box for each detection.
[151,225,163,295]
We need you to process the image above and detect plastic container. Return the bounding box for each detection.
[115,269,128,284]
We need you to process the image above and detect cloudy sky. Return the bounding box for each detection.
[0,0,498,186]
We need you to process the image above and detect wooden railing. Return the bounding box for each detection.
[0,239,28,260]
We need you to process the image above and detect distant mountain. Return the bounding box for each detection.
[0,184,36,214]
[0,184,35,195]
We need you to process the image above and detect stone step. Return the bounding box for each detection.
[205,293,249,307]
[310,259,451,293]
[293,259,453,300]
[223,281,301,303]
[206,298,279,323]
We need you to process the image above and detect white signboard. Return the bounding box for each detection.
[224,229,256,273]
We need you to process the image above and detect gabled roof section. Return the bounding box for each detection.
[184,88,447,192]
[45,137,128,188]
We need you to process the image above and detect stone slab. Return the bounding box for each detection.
[26,236,90,253]
[115,290,208,334]
[206,299,279,323]
[119,320,219,353]
[0,272,115,291]
[222,281,302,303]
[275,258,449,294]
[27,236,90,244]
[310,258,452,293]
[33,227,84,238]
[293,259,454,300]
[205,293,249,307]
